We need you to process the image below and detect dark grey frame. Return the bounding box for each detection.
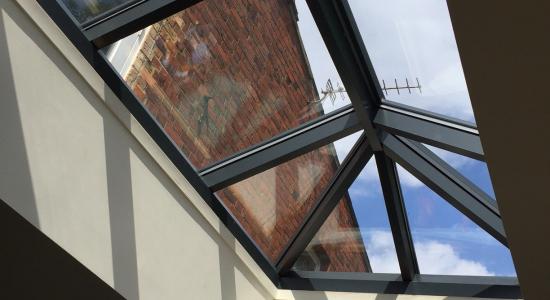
[37,0,521,298]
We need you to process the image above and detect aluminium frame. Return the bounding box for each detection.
[37,0,521,298]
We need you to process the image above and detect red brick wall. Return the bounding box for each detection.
[125,0,322,169]
[124,0,368,271]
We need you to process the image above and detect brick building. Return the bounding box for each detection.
[121,0,369,272]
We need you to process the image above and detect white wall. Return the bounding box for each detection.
[0,2,519,300]
[0,1,273,299]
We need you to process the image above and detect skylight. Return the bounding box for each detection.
[106,0,352,170]
[397,165,515,276]
[216,133,360,262]
[293,158,400,274]
[40,0,520,298]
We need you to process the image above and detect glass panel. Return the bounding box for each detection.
[216,133,361,262]
[109,0,351,169]
[293,159,400,273]
[61,0,135,24]
[397,165,516,276]
[424,144,496,199]
[293,197,370,272]
[294,0,351,113]
[348,0,475,123]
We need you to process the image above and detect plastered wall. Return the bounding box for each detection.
[0,1,273,299]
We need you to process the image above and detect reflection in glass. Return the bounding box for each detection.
[348,0,475,122]
[61,0,134,24]
[217,133,360,262]
[293,197,370,272]
[108,0,350,169]
[293,159,400,273]
[397,165,516,276]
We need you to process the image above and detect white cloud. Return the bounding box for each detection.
[364,230,493,276]
[364,230,401,273]
[296,0,476,121]
[347,0,475,122]
[416,241,493,276]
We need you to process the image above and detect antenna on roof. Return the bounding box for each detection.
[381,77,422,95]
[310,79,347,104]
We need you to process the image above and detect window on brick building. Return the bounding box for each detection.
[215,133,362,263]
[106,0,352,169]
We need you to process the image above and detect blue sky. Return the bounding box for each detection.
[295,0,516,276]
[348,157,515,276]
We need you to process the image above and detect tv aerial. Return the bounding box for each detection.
[310,79,347,105]
[381,77,422,95]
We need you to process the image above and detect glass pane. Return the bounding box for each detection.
[293,159,400,273]
[397,165,516,276]
[61,0,135,24]
[293,197,370,272]
[110,0,350,169]
[424,144,496,199]
[217,133,361,262]
[348,0,475,123]
[294,0,351,113]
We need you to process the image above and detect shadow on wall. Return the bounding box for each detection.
[0,2,40,228]
[103,92,140,300]
[1,1,140,297]
[289,290,329,300]
[102,83,274,300]
[0,198,127,300]
[0,1,125,299]
[103,81,273,299]
[219,232,238,300]
[375,294,398,300]
[1,0,274,298]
